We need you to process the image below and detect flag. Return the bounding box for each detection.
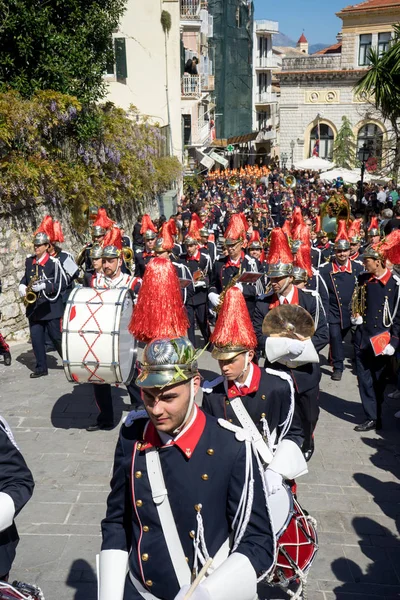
[312,138,320,157]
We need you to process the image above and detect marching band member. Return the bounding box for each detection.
[365,216,381,247]
[99,258,274,600]
[134,215,158,277]
[78,208,114,274]
[199,226,217,264]
[83,244,104,287]
[180,219,212,345]
[202,286,307,497]
[253,228,329,461]
[348,219,363,261]
[352,234,400,432]
[315,229,334,264]
[319,221,364,381]
[293,241,329,319]
[86,229,142,432]
[19,230,66,378]
[48,219,79,299]
[0,415,34,581]
[209,214,264,319]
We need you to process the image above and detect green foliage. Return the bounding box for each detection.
[0,0,126,103]
[183,174,202,196]
[0,90,182,228]
[333,116,356,169]
[161,10,172,34]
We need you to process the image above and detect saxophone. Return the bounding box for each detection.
[217,269,242,313]
[23,264,39,306]
[351,280,366,318]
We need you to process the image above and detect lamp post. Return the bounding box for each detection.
[357,143,371,209]
[281,152,288,173]
[290,139,295,168]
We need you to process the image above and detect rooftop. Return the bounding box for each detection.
[298,33,308,43]
[339,0,400,14]
[314,42,342,55]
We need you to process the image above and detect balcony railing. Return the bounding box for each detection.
[256,56,280,69]
[201,74,214,92]
[181,0,201,19]
[182,74,202,98]
[255,20,279,33]
[255,92,278,104]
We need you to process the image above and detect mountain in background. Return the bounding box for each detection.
[272,33,331,55]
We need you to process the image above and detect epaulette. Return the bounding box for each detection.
[353,259,364,267]
[202,375,224,393]
[301,288,318,296]
[318,262,330,269]
[217,418,252,442]
[124,409,148,427]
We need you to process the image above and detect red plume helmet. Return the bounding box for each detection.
[224,214,246,243]
[294,242,313,277]
[35,215,54,241]
[239,213,249,231]
[93,208,115,230]
[293,223,311,245]
[348,219,361,239]
[368,217,379,232]
[157,223,174,252]
[191,213,203,229]
[186,218,201,242]
[129,258,189,342]
[266,228,294,265]
[140,214,157,234]
[167,218,178,237]
[211,287,257,351]
[291,207,304,237]
[103,227,123,249]
[248,230,261,244]
[335,219,349,243]
[282,220,292,238]
[314,215,321,233]
[52,220,65,244]
[379,229,400,265]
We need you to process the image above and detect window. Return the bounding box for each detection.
[105,38,128,80]
[309,124,334,159]
[257,111,268,130]
[378,32,391,56]
[359,34,372,66]
[183,114,192,145]
[357,123,383,163]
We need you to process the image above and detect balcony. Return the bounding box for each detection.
[255,56,280,70]
[255,20,279,34]
[181,0,203,20]
[255,91,278,104]
[182,74,202,99]
[256,129,276,142]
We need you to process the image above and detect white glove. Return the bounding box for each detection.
[234,282,244,292]
[194,281,207,288]
[31,282,46,292]
[286,340,306,358]
[0,492,15,532]
[265,468,283,496]
[351,315,363,325]
[208,292,220,307]
[174,584,211,600]
[18,284,27,298]
[382,343,395,356]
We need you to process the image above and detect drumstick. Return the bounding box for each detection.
[183,558,213,599]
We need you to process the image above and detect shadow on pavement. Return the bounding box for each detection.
[51,383,130,430]
[66,558,97,600]
[319,389,364,425]
[16,348,61,373]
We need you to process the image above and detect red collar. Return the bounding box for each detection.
[141,406,205,459]
[33,252,50,266]
[370,269,392,286]
[225,251,244,268]
[350,251,359,260]
[269,286,299,309]
[332,259,352,274]
[317,242,330,250]
[227,364,261,398]
[187,250,201,261]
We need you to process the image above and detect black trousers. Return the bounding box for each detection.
[187,303,210,346]
[354,344,388,422]
[329,323,351,371]
[92,367,143,425]
[30,318,62,373]
[295,385,320,452]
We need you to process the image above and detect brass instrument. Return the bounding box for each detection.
[351,280,366,319]
[76,245,89,268]
[217,270,242,313]
[262,304,315,339]
[122,246,134,269]
[228,176,240,190]
[23,264,39,306]
[284,175,297,189]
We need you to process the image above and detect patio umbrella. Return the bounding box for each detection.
[294,156,334,171]
[319,168,361,184]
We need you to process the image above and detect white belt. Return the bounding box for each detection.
[145,448,191,588]
[230,398,273,465]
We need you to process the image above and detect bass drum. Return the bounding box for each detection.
[62,287,137,385]
[0,581,44,599]
[268,485,318,586]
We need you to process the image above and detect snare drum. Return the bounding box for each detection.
[268,485,318,586]
[62,287,137,385]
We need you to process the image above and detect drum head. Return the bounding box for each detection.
[268,484,293,537]
[119,290,137,385]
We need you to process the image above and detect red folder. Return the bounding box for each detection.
[370,332,391,356]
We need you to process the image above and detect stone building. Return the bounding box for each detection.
[277,0,400,168]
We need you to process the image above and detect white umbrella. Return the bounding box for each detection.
[319,167,361,184]
[294,156,334,171]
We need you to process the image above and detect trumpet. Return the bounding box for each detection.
[23,264,39,306]
[122,246,133,263]
[351,280,366,319]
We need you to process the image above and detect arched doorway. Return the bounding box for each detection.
[309,123,334,159]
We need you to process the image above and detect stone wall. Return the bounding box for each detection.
[0,199,159,341]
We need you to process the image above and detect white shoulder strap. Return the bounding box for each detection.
[145,448,191,587]
[229,398,273,465]
[0,416,19,450]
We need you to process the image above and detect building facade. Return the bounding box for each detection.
[277,0,399,169]
[105,0,183,165]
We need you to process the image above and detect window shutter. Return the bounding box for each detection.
[115,38,128,79]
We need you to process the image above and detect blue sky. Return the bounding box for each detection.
[254,0,347,45]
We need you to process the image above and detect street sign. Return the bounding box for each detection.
[227,144,234,153]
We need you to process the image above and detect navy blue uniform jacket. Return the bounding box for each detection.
[210,254,262,317]
[252,288,329,393]
[319,260,364,328]
[0,418,34,576]
[101,410,274,600]
[20,254,66,321]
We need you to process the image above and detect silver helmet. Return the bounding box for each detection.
[136,337,199,388]
[102,245,121,259]
[293,266,308,283]
[33,232,50,245]
[90,243,103,259]
[92,225,106,237]
[334,239,350,251]
[144,230,157,240]
[267,262,294,278]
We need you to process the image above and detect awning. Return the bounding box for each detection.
[227,132,258,144]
